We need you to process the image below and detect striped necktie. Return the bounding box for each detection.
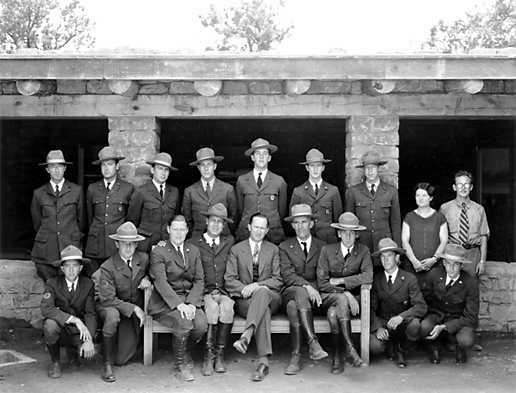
[458,202,469,245]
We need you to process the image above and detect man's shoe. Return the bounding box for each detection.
[284,353,301,375]
[396,349,407,368]
[308,340,328,361]
[455,347,468,364]
[48,362,62,378]
[177,364,195,382]
[67,347,81,368]
[251,363,269,382]
[233,336,249,354]
[101,363,116,383]
[430,347,441,364]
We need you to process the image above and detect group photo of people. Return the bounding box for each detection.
[32,137,488,383]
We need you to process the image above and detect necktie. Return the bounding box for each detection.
[54,184,60,197]
[344,248,351,261]
[458,202,469,245]
[257,172,263,188]
[446,279,455,291]
[387,275,393,288]
[69,282,75,293]
[127,259,132,270]
[315,184,319,196]
[176,246,185,266]
[206,182,212,199]
[301,241,308,258]
[211,238,217,251]
[106,182,111,192]
[370,183,376,197]
[160,184,164,200]
[252,242,260,265]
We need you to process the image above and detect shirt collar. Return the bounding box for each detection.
[366,180,380,191]
[297,236,312,251]
[50,179,65,189]
[454,198,471,207]
[340,244,354,257]
[104,177,116,189]
[385,267,399,283]
[249,238,262,251]
[203,233,220,246]
[152,179,165,193]
[253,168,268,182]
[201,178,214,191]
[65,277,78,290]
[309,179,323,189]
[446,274,459,285]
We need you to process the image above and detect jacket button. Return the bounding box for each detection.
[57,232,60,235]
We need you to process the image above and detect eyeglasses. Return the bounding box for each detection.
[455,183,471,188]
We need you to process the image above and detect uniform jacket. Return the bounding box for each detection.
[224,239,283,298]
[188,234,235,295]
[235,170,287,244]
[41,275,97,336]
[181,178,237,236]
[85,178,134,259]
[421,268,479,334]
[98,251,149,317]
[345,181,401,253]
[289,181,343,243]
[148,241,204,315]
[370,268,427,332]
[317,242,373,295]
[279,236,326,289]
[127,180,179,251]
[31,180,86,264]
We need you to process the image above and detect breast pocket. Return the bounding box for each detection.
[110,197,128,217]
[41,202,56,217]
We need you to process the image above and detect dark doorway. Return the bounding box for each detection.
[0,119,108,259]
[399,119,516,262]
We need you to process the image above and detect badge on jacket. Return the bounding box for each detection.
[43,292,51,299]
[270,195,275,201]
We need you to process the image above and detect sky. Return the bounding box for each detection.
[81,0,496,53]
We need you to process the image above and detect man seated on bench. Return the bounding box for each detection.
[317,212,373,373]
[279,204,328,375]
[225,213,283,382]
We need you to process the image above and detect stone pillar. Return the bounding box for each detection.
[108,117,160,187]
[345,115,400,188]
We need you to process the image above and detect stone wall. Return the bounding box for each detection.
[0,259,514,334]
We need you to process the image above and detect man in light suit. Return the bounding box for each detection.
[279,204,328,375]
[127,152,180,252]
[225,213,283,382]
[345,151,401,268]
[235,138,288,244]
[182,147,237,238]
[148,215,207,382]
[290,149,343,244]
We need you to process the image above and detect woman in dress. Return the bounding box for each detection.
[401,183,448,285]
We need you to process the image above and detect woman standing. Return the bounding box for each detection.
[401,183,448,285]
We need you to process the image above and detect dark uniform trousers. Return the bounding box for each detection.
[85,179,134,276]
[98,252,149,365]
[235,171,288,245]
[345,181,401,270]
[225,240,283,357]
[369,269,427,355]
[127,181,179,253]
[289,181,343,244]
[182,179,237,238]
[420,269,479,350]
[31,181,86,281]
[41,276,97,348]
[148,241,207,342]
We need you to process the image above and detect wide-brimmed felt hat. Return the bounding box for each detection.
[53,245,90,266]
[92,146,125,165]
[146,152,178,171]
[244,138,278,157]
[330,212,366,231]
[200,203,234,223]
[109,222,146,242]
[39,150,72,166]
[355,151,388,168]
[298,148,332,165]
[189,147,224,166]
[284,204,317,222]
[437,243,472,264]
[372,238,406,256]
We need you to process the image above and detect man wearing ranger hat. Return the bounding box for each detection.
[370,238,427,368]
[85,147,134,276]
[279,204,328,375]
[127,152,180,252]
[97,222,151,382]
[420,243,479,365]
[345,150,401,267]
[182,147,237,238]
[317,212,373,373]
[235,138,288,244]
[290,148,343,244]
[41,245,97,378]
[31,150,86,281]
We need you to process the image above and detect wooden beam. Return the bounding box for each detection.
[0,94,514,118]
[193,80,222,96]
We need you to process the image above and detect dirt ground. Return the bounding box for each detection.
[0,335,514,393]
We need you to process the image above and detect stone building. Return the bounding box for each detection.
[0,52,514,334]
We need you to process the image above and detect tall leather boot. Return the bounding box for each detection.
[214,323,231,373]
[284,318,301,375]
[202,324,217,376]
[101,336,116,383]
[173,334,194,382]
[46,343,62,378]
[327,309,344,374]
[299,309,328,360]
[339,318,363,367]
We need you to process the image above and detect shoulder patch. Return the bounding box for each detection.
[43,292,51,299]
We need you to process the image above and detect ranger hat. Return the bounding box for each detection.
[356,151,388,168]
[244,138,278,157]
[284,204,317,222]
[298,148,332,165]
[189,147,224,166]
[39,150,72,166]
[200,203,233,223]
[372,238,405,256]
[146,152,178,171]
[92,146,125,165]
[330,212,366,231]
[109,222,146,242]
[437,243,472,264]
[53,245,90,266]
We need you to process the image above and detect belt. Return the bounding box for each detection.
[462,243,480,250]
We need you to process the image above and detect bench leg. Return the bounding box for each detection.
[143,317,153,366]
[360,317,370,366]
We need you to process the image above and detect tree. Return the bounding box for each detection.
[423,0,516,53]
[199,0,293,52]
[0,0,95,51]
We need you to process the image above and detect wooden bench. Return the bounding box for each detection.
[143,284,371,366]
